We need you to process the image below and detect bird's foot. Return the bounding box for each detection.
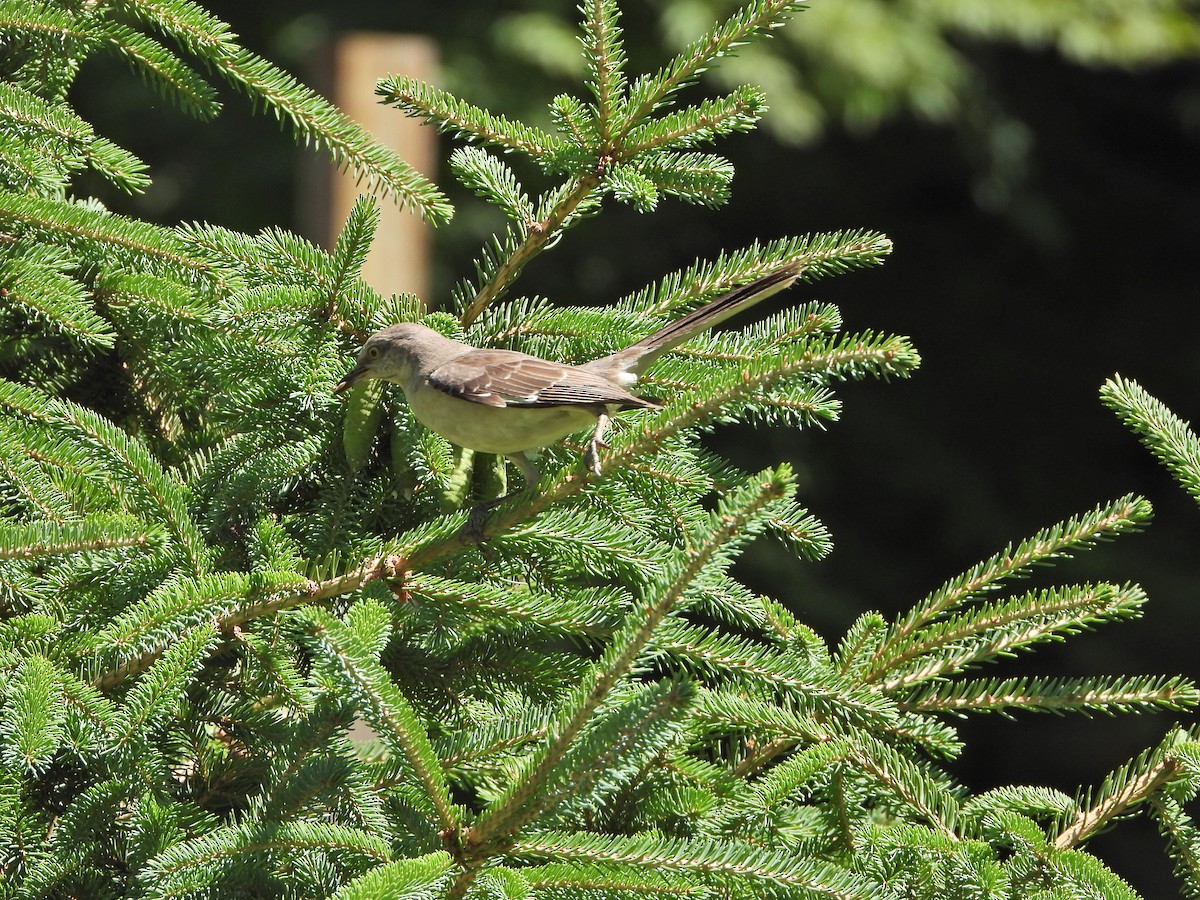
[460,488,534,545]
[584,438,610,477]
[462,496,505,544]
[584,412,612,477]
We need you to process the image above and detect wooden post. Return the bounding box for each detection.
[311,33,439,301]
[307,35,439,750]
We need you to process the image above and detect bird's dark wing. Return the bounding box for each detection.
[427,349,660,410]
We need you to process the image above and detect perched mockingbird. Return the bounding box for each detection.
[334,263,802,485]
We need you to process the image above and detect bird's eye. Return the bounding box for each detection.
[367,346,381,360]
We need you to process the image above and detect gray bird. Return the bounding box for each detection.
[334,264,802,486]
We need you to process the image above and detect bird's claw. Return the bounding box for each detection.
[462,496,505,545]
[459,487,536,545]
[585,438,610,477]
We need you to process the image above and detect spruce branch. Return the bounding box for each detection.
[0,81,150,192]
[843,733,961,838]
[522,862,707,898]
[1102,374,1200,506]
[377,75,565,162]
[465,469,793,853]
[97,271,216,322]
[872,582,1148,691]
[616,0,807,145]
[615,231,891,318]
[88,571,312,695]
[87,553,409,687]
[0,381,210,574]
[422,11,851,325]
[901,674,1200,717]
[99,20,222,120]
[880,713,964,760]
[477,280,833,363]
[1056,755,1182,851]
[867,494,1152,681]
[489,505,674,587]
[330,851,454,900]
[1046,850,1142,898]
[0,3,93,99]
[582,0,627,145]
[0,190,221,287]
[96,571,311,673]
[741,739,852,813]
[109,0,452,222]
[605,163,660,211]
[623,86,767,154]
[729,737,798,781]
[693,688,827,748]
[835,612,888,678]
[537,677,696,823]
[404,572,622,637]
[459,172,602,325]
[603,333,918,474]
[960,785,1079,831]
[110,623,217,749]
[694,688,944,765]
[321,195,387,340]
[0,2,91,46]
[299,603,462,835]
[0,241,115,346]
[634,151,734,207]
[1149,795,1200,899]
[436,708,552,773]
[328,197,381,306]
[1,654,64,775]
[0,137,63,193]
[1054,727,1200,857]
[449,148,537,228]
[650,620,892,727]
[138,822,393,896]
[0,518,163,560]
[510,831,882,900]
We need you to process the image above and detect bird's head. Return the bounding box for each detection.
[333,322,456,394]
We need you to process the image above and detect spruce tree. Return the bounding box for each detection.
[2,2,1198,898]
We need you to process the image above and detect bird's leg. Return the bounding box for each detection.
[584,411,611,476]
[508,451,543,490]
[463,451,541,543]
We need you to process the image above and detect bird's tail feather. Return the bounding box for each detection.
[585,263,803,378]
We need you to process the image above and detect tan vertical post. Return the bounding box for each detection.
[324,33,438,300]
[314,35,439,750]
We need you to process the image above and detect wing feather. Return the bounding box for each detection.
[428,349,660,410]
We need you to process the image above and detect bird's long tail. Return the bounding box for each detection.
[584,262,803,380]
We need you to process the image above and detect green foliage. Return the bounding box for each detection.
[0,0,447,220]
[2,2,1199,899]
[490,0,1200,144]
[1101,375,1200,506]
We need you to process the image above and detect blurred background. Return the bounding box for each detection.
[72,1,1200,892]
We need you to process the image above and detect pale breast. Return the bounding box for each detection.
[405,384,601,455]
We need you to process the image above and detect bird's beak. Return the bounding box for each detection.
[332,360,371,395]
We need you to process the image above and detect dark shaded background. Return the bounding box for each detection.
[73,3,1200,893]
